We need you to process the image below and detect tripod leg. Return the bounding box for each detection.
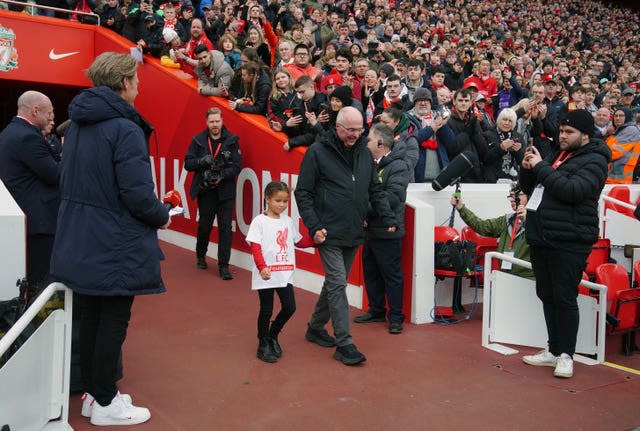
[452,276,465,313]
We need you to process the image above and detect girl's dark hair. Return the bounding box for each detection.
[263,181,290,210]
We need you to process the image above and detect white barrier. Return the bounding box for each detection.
[0,283,73,431]
[0,181,26,301]
[481,252,607,365]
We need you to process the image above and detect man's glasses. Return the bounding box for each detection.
[337,123,364,134]
[295,52,309,57]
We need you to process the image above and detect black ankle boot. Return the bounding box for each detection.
[257,338,278,363]
[269,334,282,358]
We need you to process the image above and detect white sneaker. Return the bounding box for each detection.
[90,393,150,426]
[522,349,558,367]
[81,392,133,418]
[554,353,574,378]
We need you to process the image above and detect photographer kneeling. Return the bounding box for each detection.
[185,107,242,280]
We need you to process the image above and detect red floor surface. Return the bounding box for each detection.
[68,242,640,431]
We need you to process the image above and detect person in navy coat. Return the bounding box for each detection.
[0,90,60,285]
[50,52,169,426]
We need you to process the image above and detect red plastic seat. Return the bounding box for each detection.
[605,186,634,218]
[461,226,499,273]
[595,263,640,354]
[433,226,463,315]
[434,226,460,243]
[585,238,611,281]
[433,226,461,279]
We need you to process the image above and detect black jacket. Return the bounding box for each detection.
[482,128,525,183]
[520,139,611,253]
[447,111,487,182]
[365,142,409,240]
[0,117,60,235]
[234,69,272,116]
[268,91,295,124]
[295,129,395,247]
[184,127,242,201]
[284,92,328,148]
[139,19,165,57]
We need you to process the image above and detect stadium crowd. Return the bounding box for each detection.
[8,0,640,183]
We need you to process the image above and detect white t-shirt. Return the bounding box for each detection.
[245,213,303,290]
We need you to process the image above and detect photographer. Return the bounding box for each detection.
[184,108,242,280]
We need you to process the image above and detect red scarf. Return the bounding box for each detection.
[164,18,176,29]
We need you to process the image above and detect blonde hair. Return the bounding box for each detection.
[206,107,222,117]
[218,34,237,52]
[86,52,137,91]
[270,69,294,100]
[496,108,517,130]
[246,26,265,46]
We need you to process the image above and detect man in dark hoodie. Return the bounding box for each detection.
[50,52,170,426]
[520,109,611,380]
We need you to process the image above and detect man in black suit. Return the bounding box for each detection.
[0,90,60,284]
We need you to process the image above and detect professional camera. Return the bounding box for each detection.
[201,150,232,190]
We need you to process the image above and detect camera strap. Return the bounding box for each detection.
[207,135,223,159]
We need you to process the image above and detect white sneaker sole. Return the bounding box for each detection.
[82,393,133,418]
[90,409,150,426]
[554,369,573,378]
[522,357,557,367]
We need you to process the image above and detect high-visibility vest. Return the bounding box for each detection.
[605,124,640,184]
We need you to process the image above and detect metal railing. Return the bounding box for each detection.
[481,251,607,364]
[0,282,73,430]
[1,0,100,25]
[603,194,637,212]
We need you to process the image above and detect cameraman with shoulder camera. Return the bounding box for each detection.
[185,108,242,280]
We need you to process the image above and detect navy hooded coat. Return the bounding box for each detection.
[51,87,169,296]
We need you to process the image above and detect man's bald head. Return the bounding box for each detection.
[336,107,364,147]
[17,91,54,132]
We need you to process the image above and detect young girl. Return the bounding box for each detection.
[245,182,316,363]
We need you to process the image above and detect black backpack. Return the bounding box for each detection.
[434,240,477,275]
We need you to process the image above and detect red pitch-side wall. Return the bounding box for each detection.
[0,11,417,301]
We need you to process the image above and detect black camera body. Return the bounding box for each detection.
[201,150,232,190]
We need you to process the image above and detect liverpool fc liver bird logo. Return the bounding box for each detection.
[276,228,288,254]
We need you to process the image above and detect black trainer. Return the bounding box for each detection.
[353,312,386,323]
[219,265,233,280]
[389,322,403,334]
[334,344,366,365]
[196,257,207,269]
[305,324,336,347]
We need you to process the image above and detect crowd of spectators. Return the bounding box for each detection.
[11,0,640,183]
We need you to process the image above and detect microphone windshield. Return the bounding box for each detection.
[431,151,479,191]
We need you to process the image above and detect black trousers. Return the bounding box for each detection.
[196,190,233,266]
[529,247,588,357]
[78,294,134,406]
[27,233,54,285]
[362,238,405,323]
[257,284,296,339]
